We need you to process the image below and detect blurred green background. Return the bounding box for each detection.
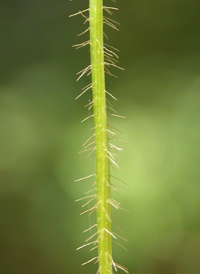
[1,0,200,273]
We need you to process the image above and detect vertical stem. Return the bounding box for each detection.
[89,1,112,273]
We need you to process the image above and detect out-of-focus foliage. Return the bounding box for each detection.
[0,0,200,273]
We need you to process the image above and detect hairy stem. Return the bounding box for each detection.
[89,0,112,273]
[70,1,128,273]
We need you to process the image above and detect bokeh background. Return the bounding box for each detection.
[1,0,200,273]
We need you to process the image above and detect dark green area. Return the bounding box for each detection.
[1,0,200,273]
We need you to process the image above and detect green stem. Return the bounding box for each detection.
[89,0,112,273]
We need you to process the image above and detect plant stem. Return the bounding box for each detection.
[89,0,112,273]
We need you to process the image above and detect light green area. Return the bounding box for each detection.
[89,0,112,273]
